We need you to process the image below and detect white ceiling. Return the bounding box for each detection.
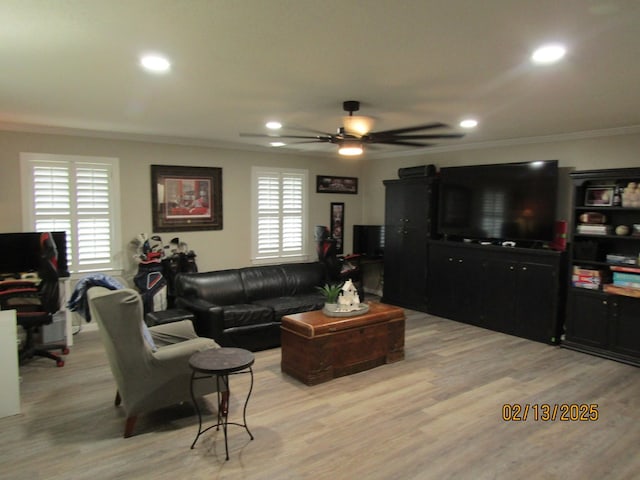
[2,0,640,158]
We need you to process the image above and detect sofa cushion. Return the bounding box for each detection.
[253,293,325,319]
[240,265,288,302]
[280,262,327,295]
[176,270,246,305]
[222,304,274,329]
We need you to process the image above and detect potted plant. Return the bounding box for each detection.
[317,282,343,309]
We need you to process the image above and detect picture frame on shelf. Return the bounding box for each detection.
[330,202,345,254]
[585,186,614,207]
[316,175,358,194]
[151,165,223,232]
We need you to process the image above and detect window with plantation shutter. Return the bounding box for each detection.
[20,153,121,273]
[252,167,308,263]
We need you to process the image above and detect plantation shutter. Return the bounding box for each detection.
[253,167,307,261]
[22,154,120,273]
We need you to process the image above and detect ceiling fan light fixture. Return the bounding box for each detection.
[531,43,566,64]
[343,115,374,135]
[338,141,363,156]
[140,54,171,73]
[265,121,282,130]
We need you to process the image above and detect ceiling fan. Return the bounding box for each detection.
[240,100,465,156]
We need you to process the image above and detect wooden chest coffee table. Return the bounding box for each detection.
[280,302,405,385]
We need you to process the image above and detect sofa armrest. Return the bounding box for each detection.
[175,296,224,340]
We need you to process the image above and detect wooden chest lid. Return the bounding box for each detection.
[281,302,404,338]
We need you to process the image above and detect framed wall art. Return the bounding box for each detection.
[151,165,223,232]
[316,175,358,194]
[585,186,614,207]
[330,202,345,254]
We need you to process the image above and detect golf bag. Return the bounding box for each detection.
[133,257,167,315]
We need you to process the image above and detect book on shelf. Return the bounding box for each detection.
[576,224,612,235]
[610,265,640,274]
[573,281,601,290]
[613,272,640,283]
[603,284,640,298]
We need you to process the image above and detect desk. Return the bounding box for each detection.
[189,347,255,460]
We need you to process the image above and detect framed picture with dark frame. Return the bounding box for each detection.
[330,202,345,254]
[585,186,614,207]
[316,175,358,194]
[151,165,223,232]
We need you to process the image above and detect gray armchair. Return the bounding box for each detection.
[87,287,221,437]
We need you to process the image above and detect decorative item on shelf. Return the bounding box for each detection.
[585,186,614,206]
[632,224,640,237]
[622,182,640,207]
[612,185,622,206]
[578,212,606,224]
[615,225,630,236]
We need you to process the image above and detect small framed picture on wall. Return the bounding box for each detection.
[330,202,345,254]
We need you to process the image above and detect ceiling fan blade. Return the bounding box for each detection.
[240,133,333,141]
[280,140,333,145]
[372,140,435,147]
[371,122,449,136]
[389,133,466,140]
[282,125,334,136]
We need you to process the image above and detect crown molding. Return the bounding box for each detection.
[371,125,640,160]
[2,121,639,160]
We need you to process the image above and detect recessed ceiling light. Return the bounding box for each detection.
[460,119,478,129]
[266,121,282,130]
[140,54,171,73]
[270,142,286,147]
[531,43,567,64]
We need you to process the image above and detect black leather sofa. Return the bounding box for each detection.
[174,262,328,351]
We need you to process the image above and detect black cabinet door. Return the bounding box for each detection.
[383,178,432,310]
[483,258,559,341]
[515,261,559,343]
[427,243,483,324]
[565,289,609,348]
[609,296,640,358]
[482,258,518,335]
[426,246,456,317]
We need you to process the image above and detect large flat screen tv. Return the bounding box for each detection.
[438,160,558,244]
[0,231,70,278]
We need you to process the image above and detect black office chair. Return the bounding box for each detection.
[0,232,68,367]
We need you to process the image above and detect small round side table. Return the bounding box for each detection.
[189,347,255,460]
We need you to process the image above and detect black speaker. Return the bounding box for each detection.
[398,164,436,178]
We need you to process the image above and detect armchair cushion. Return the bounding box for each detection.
[87,286,222,437]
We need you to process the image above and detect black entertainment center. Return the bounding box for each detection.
[383,161,566,345]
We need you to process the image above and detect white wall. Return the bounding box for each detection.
[0,130,363,276]
[2,128,639,277]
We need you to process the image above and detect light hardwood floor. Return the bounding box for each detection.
[1,308,638,480]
